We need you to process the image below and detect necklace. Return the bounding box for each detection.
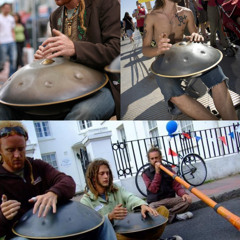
[65,2,80,37]
[162,11,177,25]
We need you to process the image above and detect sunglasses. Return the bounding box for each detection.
[0,126,28,140]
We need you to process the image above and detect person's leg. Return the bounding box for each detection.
[201,65,237,120]
[211,81,237,119]
[8,42,17,77]
[207,5,218,46]
[97,216,117,240]
[155,74,217,119]
[170,94,218,120]
[0,104,25,120]
[64,87,115,120]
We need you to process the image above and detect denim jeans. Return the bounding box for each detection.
[0,87,115,120]
[1,42,17,77]
[9,216,116,240]
[155,65,229,102]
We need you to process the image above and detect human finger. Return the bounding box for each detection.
[2,194,7,202]
[52,28,64,37]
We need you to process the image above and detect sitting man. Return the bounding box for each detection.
[142,0,238,120]
[80,158,183,240]
[0,121,118,240]
[142,147,193,223]
[0,0,120,120]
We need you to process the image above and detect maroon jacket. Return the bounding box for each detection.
[0,158,76,238]
[142,164,187,203]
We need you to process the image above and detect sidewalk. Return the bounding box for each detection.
[188,174,240,211]
[121,30,240,120]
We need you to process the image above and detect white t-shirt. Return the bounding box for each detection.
[0,13,15,44]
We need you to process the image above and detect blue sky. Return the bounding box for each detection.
[121,0,154,20]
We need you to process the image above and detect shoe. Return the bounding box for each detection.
[176,211,193,221]
[159,235,183,240]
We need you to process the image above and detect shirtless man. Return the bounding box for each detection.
[142,0,237,120]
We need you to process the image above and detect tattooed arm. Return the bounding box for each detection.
[186,9,204,42]
[142,14,172,57]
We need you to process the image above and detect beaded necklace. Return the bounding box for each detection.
[65,2,80,37]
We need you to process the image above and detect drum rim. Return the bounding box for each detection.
[0,74,109,107]
[114,215,168,234]
[150,46,223,78]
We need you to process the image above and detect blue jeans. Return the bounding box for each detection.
[9,217,116,240]
[155,65,229,102]
[1,42,17,77]
[0,87,115,120]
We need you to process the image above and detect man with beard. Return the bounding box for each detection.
[0,122,119,240]
[0,0,120,120]
[142,0,237,120]
[142,147,193,223]
[80,159,183,240]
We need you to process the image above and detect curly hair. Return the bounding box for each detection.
[154,0,165,9]
[84,158,118,200]
[147,147,162,160]
[79,0,86,32]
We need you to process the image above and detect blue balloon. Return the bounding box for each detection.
[166,121,178,135]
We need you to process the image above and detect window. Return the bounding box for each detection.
[34,121,51,138]
[79,121,92,130]
[41,153,58,169]
[148,121,160,147]
[118,126,126,142]
[180,121,194,133]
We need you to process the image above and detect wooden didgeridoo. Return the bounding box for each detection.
[159,164,240,230]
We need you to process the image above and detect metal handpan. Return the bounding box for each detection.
[12,201,104,239]
[114,211,168,240]
[0,58,108,115]
[104,55,120,74]
[151,41,223,78]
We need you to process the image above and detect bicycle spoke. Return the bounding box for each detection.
[181,153,207,186]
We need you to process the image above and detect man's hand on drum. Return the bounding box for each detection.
[157,33,172,55]
[35,29,75,60]
[108,203,128,221]
[187,32,204,42]
[28,191,58,218]
[141,204,159,219]
[1,194,21,220]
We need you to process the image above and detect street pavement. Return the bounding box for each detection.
[121,30,240,120]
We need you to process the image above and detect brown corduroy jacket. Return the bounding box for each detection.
[49,0,120,71]
[49,0,120,118]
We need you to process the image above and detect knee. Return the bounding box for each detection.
[169,95,185,105]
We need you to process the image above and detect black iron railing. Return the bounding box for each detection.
[112,123,240,179]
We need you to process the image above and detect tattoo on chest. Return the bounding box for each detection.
[175,13,187,26]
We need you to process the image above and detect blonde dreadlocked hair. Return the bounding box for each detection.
[79,0,86,32]
[84,159,118,200]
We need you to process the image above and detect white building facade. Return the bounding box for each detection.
[21,120,240,196]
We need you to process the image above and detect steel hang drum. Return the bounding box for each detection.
[151,41,223,79]
[0,58,108,116]
[114,211,168,240]
[12,201,104,240]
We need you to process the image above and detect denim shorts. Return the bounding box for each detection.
[155,65,229,102]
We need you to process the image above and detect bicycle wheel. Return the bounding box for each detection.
[135,163,150,197]
[180,153,207,186]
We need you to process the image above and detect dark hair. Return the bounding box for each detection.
[14,13,22,24]
[124,12,130,18]
[84,159,118,199]
[147,147,162,159]
[1,3,11,9]
[154,0,165,9]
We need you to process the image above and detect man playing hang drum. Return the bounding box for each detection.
[142,0,238,120]
[0,121,119,240]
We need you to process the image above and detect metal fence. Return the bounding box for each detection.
[112,123,240,179]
